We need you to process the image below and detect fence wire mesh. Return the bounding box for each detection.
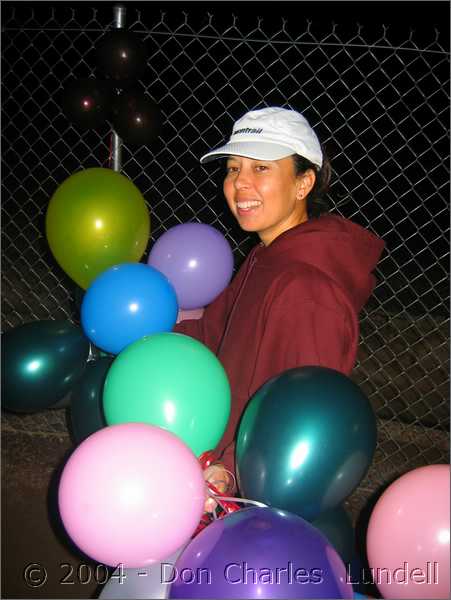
[2,5,449,503]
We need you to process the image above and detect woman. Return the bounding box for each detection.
[174,107,385,503]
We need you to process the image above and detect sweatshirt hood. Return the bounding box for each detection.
[255,214,385,312]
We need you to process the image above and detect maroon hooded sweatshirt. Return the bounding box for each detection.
[174,214,385,476]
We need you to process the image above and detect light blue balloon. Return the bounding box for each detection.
[81,263,178,354]
[99,545,185,599]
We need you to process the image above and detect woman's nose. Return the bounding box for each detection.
[234,170,251,189]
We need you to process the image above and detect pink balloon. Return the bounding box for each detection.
[58,423,205,568]
[367,464,450,599]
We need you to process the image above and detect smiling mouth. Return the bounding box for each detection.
[236,201,262,212]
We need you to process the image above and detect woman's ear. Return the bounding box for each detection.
[296,169,316,200]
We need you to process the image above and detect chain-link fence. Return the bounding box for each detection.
[2,5,449,511]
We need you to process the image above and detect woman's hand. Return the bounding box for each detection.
[176,307,204,323]
[203,463,233,513]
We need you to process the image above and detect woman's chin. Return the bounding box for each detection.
[235,217,261,233]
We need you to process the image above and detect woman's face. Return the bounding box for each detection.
[223,155,313,246]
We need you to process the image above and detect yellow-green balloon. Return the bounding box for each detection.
[46,168,150,289]
[103,332,231,457]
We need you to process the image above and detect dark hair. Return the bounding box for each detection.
[293,150,331,218]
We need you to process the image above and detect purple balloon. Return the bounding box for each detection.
[148,223,234,310]
[169,507,353,599]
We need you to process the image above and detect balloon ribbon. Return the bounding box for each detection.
[193,450,241,537]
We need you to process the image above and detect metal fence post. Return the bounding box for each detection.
[111,3,125,172]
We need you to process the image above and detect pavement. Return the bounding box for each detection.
[2,430,104,599]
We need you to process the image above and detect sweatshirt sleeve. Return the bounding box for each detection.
[173,282,233,355]
[249,276,358,396]
[173,251,257,354]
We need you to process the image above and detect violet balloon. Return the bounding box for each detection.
[169,507,354,599]
[148,223,234,310]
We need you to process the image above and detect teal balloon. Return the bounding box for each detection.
[49,390,73,409]
[312,505,356,566]
[1,320,90,413]
[236,366,377,521]
[69,357,112,443]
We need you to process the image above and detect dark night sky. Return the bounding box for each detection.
[2,0,449,316]
[2,0,450,31]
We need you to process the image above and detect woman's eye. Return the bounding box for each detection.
[255,164,268,171]
[226,166,239,174]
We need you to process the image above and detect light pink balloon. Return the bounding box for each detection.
[367,464,450,599]
[176,307,204,324]
[58,423,205,568]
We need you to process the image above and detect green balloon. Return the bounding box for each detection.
[103,332,231,456]
[46,168,150,290]
[312,505,356,565]
[1,320,90,413]
[69,357,112,444]
[236,366,377,521]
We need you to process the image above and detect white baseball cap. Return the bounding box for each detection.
[200,106,323,168]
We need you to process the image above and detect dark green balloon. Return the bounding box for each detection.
[1,320,90,413]
[236,366,377,521]
[49,390,72,409]
[312,505,356,566]
[69,357,112,444]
